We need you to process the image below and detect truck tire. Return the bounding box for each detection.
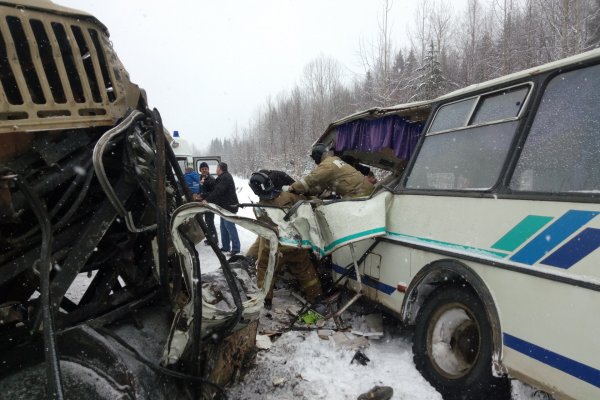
[412,285,510,400]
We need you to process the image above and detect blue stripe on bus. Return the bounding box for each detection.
[541,228,600,269]
[510,210,599,265]
[503,333,600,389]
[330,263,396,295]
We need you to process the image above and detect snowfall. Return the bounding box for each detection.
[192,177,547,400]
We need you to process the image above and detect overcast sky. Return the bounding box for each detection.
[57,0,455,151]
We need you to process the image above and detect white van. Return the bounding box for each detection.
[266,48,600,399]
[170,130,220,175]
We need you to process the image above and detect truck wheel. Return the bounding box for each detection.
[412,285,509,400]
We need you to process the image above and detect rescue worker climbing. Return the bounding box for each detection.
[248,171,323,308]
[286,143,373,199]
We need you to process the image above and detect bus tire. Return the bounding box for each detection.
[412,285,510,400]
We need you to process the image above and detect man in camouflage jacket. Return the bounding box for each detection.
[289,143,373,199]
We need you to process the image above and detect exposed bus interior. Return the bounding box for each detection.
[316,100,433,189]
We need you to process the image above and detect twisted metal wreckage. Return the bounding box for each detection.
[0,1,279,398]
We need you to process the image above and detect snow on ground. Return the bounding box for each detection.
[197,177,544,400]
[229,310,443,400]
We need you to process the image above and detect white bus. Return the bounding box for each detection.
[268,48,600,399]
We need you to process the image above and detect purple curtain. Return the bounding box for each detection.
[335,115,423,160]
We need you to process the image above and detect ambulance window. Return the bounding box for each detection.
[510,64,600,193]
[470,87,528,125]
[428,98,476,133]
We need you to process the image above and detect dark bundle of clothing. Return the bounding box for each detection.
[259,169,295,190]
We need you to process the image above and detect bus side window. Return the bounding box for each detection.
[510,64,600,194]
[406,84,529,192]
[406,122,519,190]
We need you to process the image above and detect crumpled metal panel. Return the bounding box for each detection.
[259,191,392,258]
[162,202,279,366]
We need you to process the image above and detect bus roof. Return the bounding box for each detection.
[437,47,600,101]
[317,99,434,143]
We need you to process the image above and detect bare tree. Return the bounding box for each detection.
[411,0,433,62]
[357,0,403,106]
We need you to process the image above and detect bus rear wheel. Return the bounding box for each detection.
[412,285,509,400]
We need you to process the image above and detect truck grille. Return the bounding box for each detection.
[0,5,134,131]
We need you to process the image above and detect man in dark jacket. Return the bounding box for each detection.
[202,162,240,255]
[198,162,218,245]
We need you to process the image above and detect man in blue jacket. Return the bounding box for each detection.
[183,166,200,195]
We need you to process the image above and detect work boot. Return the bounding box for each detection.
[357,386,393,400]
[323,290,341,304]
[263,298,272,310]
[310,302,328,317]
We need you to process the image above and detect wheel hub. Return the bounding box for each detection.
[427,304,481,379]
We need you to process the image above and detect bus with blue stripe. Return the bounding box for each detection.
[273,48,600,399]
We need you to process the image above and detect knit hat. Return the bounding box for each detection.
[199,162,209,169]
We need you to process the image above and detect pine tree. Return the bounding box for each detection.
[392,50,405,81]
[362,70,375,108]
[404,49,418,74]
[410,42,454,101]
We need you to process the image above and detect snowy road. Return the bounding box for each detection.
[197,177,544,400]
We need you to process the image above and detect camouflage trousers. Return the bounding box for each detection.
[249,238,322,303]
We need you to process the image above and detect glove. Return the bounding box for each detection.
[281,185,291,192]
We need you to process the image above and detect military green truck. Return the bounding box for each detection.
[0,1,276,398]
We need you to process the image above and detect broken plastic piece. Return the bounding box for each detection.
[297,309,323,325]
[350,350,370,366]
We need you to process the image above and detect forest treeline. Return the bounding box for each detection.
[204,0,600,178]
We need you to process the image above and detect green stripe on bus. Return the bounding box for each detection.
[323,227,387,253]
[280,227,387,256]
[387,231,509,259]
[491,215,553,252]
[279,237,325,256]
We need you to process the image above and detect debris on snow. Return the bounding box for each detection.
[256,334,272,350]
[201,261,259,311]
[332,331,369,350]
[317,329,334,340]
[350,350,371,366]
[272,377,287,387]
[357,385,393,400]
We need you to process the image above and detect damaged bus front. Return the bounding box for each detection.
[269,49,600,400]
[0,1,277,398]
